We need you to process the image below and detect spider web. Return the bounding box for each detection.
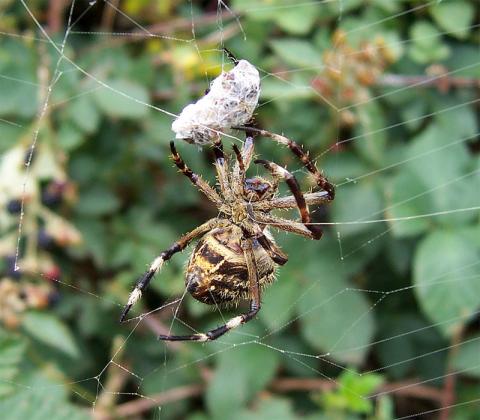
[1,1,479,419]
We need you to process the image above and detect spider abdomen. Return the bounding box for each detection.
[185,225,275,305]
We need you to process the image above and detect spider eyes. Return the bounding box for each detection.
[245,178,271,198]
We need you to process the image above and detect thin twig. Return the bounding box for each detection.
[111,371,446,418]
[270,377,444,402]
[47,0,67,33]
[100,0,119,32]
[115,384,204,417]
[439,327,464,420]
[380,74,480,90]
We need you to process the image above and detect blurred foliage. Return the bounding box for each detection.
[0,0,479,419]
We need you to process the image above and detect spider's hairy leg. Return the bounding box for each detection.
[158,238,261,342]
[267,191,330,209]
[120,218,221,322]
[236,126,335,200]
[255,159,323,239]
[170,141,222,205]
[232,144,245,196]
[240,134,255,170]
[232,135,255,196]
[243,219,288,265]
[256,232,288,265]
[254,213,317,240]
[212,136,232,198]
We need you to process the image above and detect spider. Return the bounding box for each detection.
[120,128,335,341]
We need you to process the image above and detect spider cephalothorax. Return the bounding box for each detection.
[120,129,335,341]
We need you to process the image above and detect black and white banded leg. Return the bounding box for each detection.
[158,237,261,342]
[120,218,221,322]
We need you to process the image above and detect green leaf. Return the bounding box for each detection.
[331,182,384,237]
[451,335,480,378]
[22,312,79,358]
[414,230,480,337]
[260,76,315,101]
[206,344,280,419]
[232,397,296,420]
[297,259,375,365]
[317,370,384,415]
[387,170,432,237]
[0,373,89,420]
[67,95,100,134]
[93,79,149,119]
[76,185,120,215]
[0,330,26,397]
[353,102,387,167]
[260,278,301,330]
[375,314,446,380]
[58,122,85,151]
[409,22,450,64]
[387,122,478,234]
[272,8,319,36]
[270,39,322,68]
[430,0,475,39]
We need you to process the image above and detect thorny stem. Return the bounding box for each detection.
[379,73,480,91]
[439,326,464,420]
[100,0,119,32]
[47,0,66,33]
[112,372,445,417]
[114,384,204,418]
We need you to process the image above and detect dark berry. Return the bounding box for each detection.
[48,290,61,307]
[41,190,62,207]
[6,199,22,215]
[41,181,66,207]
[38,229,54,249]
[4,256,21,280]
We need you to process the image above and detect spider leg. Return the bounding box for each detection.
[223,47,239,65]
[232,134,255,197]
[256,232,288,265]
[268,191,330,209]
[240,134,255,170]
[232,144,245,196]
[212,136,233,199]
[120,218,222,322]
[254,213,317,240]
[158,237,261,341]
[170,142,222,205]
[253,191,330,211]
[235,126,335,200]
[255,159,323,239]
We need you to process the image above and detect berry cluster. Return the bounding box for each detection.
[0,143,81,329]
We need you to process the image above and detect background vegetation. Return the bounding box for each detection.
[0,1,479,419]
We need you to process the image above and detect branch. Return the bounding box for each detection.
[47,0,67,34]
[110,372,445,418]
[270,377,444,402]
[115,384,204,417]
[100,0,119,32]
[379,73,480,91]
[439,327,464,420]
